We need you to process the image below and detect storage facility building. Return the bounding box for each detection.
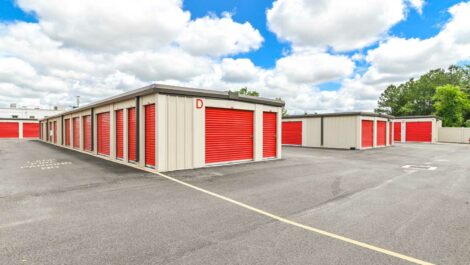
[393,116,441,143]
[0,118,40,139]
[282,112,394,150]
[40,84,284,172]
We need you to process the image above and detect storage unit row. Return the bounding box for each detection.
[393,116,441,143]
[40,84,284,172]
[282,112,394,150]
[0,119,39,139]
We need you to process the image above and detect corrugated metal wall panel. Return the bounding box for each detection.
[83,115,92,151]
[376,121,386,146]
[115,110,124,159]
[162,96,194,171]
[22,123,39,138]
[361,120,373,148]
[323,116,357,149]
[64,119,70,146]
[145,104,156,167]
[127,107,137,162]
[0,122,19,138]
[263,112,277,158]
[205,107,254,164]
[303,118,322,147]
[406,122,432,142]
[282,121,302,145]
[73,117,80,149]
[97,112,110,156]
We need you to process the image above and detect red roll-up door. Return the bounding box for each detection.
[115,110,124,159]
[128,107,137,162]
[73,117,80,149]
[376,121,386,146]
[83,115,92,151]
[53,121,57,143]
[205,107,254,164]
[394,122,401,142]
[282,121,302,145]
[0,122,19,138]
[23,123,39,138]
[263,112,277,158]
[97,112,110,156]
[65,119,70,146]
[362,120,373,148]
[145,104,155,167]
[406,122,432,142]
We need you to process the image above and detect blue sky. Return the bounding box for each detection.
[0,0,469,112]
[0,0,459,68]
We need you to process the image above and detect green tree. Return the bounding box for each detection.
[465,120,470,128]
[275,97,288,116]
[433,85,470,127]
[238,87,259,97]
[375,65,470,117]
[375,84,406,115]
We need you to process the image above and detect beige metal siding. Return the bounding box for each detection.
[303,118,322,147]
[157,95,194,172]
[323,116,357,149]
[438,127,470,144]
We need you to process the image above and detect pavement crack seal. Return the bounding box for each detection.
[155,171,434,265]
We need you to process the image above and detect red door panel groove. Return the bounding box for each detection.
[362,120,373,148]
[263,112,277,158]
[145,104,156,167]
[73,117,80,149]
[205,107,254,164]
[282,121,302,145]
[23,123,39,138]
[376,121,386,146]
[53,121,57,143]
[97,112,110,156]
[128,107,137,162]
[394,122,401,142]
[406,122,432,142]
[0,122,19,138]
[83,115,92,151]
[65,119,70,146]
[115,110,124,159]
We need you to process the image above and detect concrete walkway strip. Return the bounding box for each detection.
[155,171,434,265]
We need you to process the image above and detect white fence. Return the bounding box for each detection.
[438,127,470,144]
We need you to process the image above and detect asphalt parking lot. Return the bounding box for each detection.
[1,140,469,265]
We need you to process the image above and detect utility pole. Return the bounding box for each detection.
[76,96,80,108]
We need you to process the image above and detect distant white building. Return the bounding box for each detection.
[0,103,64,119]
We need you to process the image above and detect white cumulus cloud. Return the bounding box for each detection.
[267,0,421,51]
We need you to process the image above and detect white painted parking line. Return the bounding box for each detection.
[155,171,434,265]
[20,159,72,170]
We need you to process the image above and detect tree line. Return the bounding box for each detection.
[375,65,470,127]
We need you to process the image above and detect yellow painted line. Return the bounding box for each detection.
[155,171,434,265]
